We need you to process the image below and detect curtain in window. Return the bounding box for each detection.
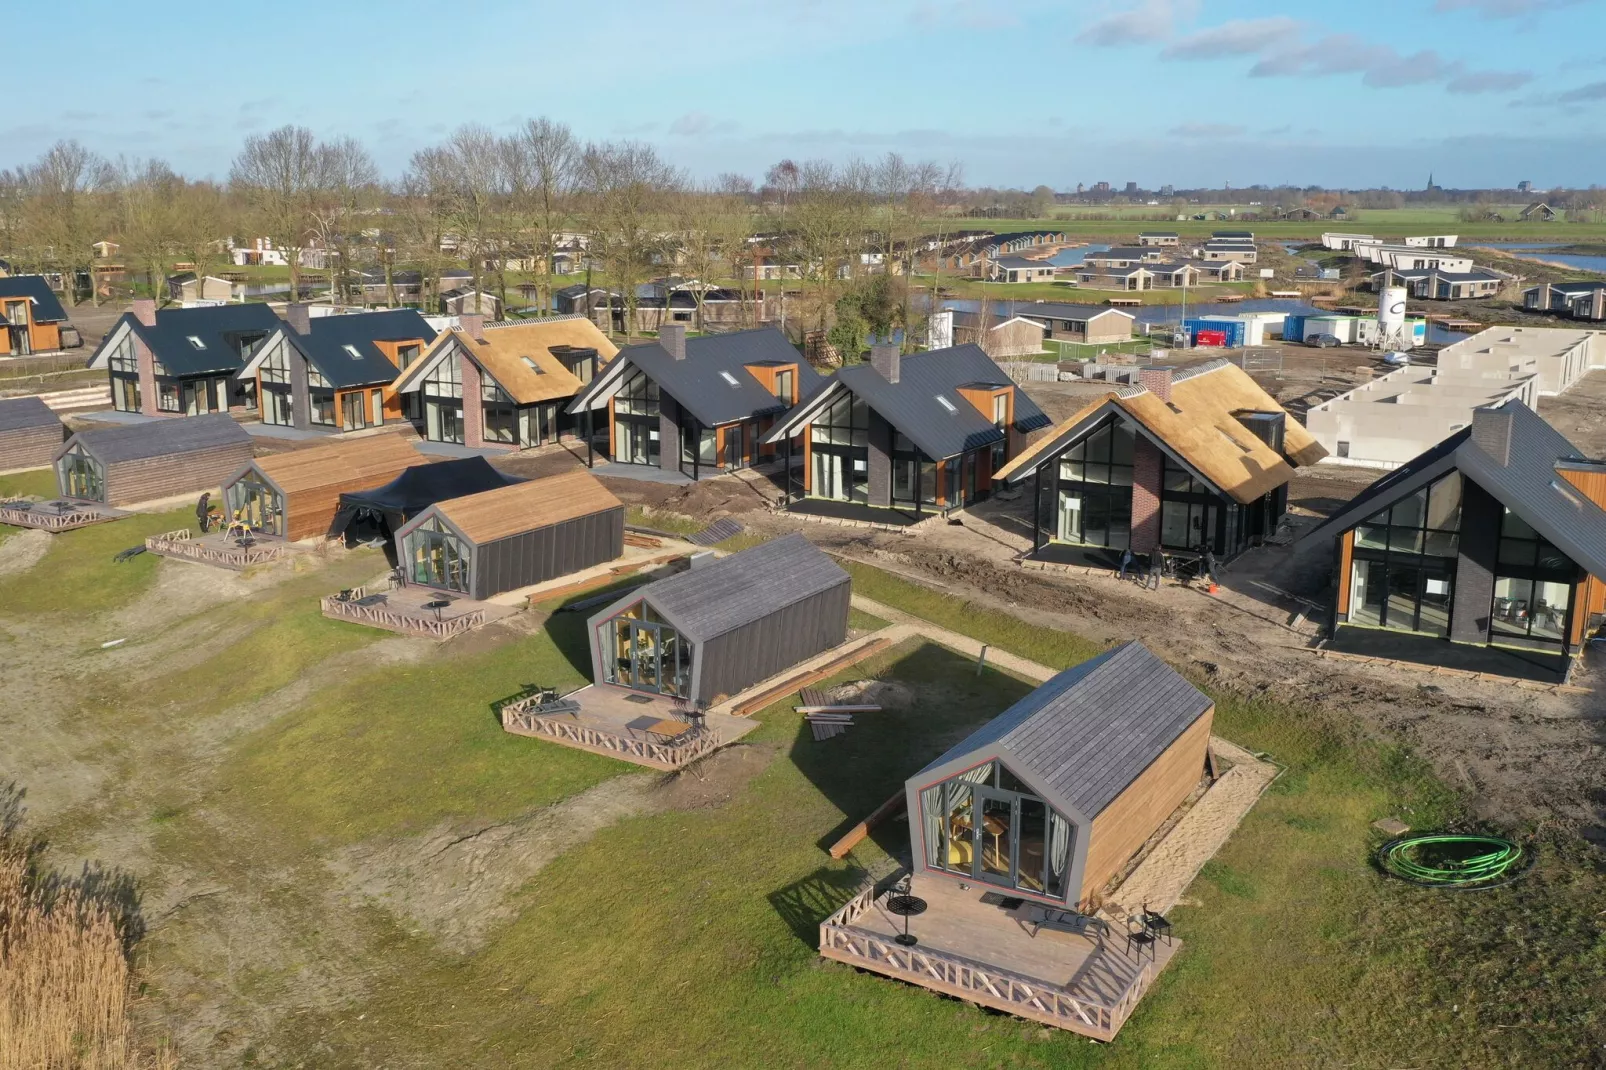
[1049,810,1072,880]
[921,784,942,867]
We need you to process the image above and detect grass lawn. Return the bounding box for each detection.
[0,505,193,616]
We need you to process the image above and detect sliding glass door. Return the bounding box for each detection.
[920,761,1072,902]
[602,602,690,698]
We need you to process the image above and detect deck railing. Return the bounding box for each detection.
[499,695,722,769]
[321,586,487,640]
[0,498,111,532]
[145,529,284,569]
[819,886,1152,1041]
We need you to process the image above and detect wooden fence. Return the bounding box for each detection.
[0,498,114,532]
[818,886,1151,1042]
[499,696,722,770]
[320,585,487,640]
[144,529,284,569]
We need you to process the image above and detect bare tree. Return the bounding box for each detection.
[579,141,682,341]
[20,140,116,305]
[229,125,332,299]
[171,181,230,295]
[115,158,180,303]
[784,158,872,336]
[398,149,457,311]
[506,118,579,316]
[307,136,379,304]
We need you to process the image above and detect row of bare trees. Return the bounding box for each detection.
[0,122,963,351]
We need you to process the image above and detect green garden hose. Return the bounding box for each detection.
[1378,834,1527,889]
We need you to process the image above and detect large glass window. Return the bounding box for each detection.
[482,380,516,444]
[224,473,283,537]
[809,393,868,502]
[613,368,661,466]
[57,446,104,502]
[108,335,141,412]
[259,341,294,426]
[423,355,465,444]
[308,367,335,427]
[1348,472,1461,637]
[1489,506,1578,647]
[601,601,691,699]
[1055,417,1133,549]
[919,760,1074,902]
[405,518,469,592]
[891,432,937,507]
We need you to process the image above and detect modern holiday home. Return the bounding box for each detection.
[87,300,281,417]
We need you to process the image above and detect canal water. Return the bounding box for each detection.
[1469,242,1606,274]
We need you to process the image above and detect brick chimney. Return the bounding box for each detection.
[131,298,156,327]
[1471,404,1513,466]
[284,302,311,336]
[1138,366,1173,402]
[871,343,901,384]
[460,313,485,341]
[660,323,687,360]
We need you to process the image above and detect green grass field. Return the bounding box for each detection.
[3,530,1602,1066]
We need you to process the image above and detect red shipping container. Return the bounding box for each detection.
[1195,329,1228,347]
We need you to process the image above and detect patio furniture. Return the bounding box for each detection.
[1140,904,1172,947]
[1123,915,1157,960]
[644,718,693,743]
[423,598,452,623]
[1025,906,1108,940]
[886,893,928,947]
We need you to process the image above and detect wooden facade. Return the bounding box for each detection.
[222,433,419,542]
[0,396,67,472]
[55,415,254,508]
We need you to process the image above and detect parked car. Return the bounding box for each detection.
[1382,350,1412,365]
[1306,334,1341,348]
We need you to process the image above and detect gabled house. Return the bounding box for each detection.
[553,284,618,316]
[87,299,281,417]
[1301,401,1606,681]
[1081,247,1168,269]
[168,273,239,304]
[948,312,1047,358]
[439,287,504,320]
[1524,281,1606,322]
[1137,231,1179,246]
[1012,302,1135,344]
[238,306,435,434]
[55,412,253,507]
[567,325,821,479]
[1199,238,1257,264]
[393,314,617,451]
[980,256,1056,284]
[1190,259,1246,282]
[221,433,419,541]
[1074,264,1153,291]
[762,343,1050,520]
[0,275,71,356]
[0,396,67,473]
[1371,267,1502,301]
[1518,202,1559,222]
[994,360,1326,569]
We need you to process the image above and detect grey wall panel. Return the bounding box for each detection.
[659,394,682,472]
[867,409,892,507]
[1451,477,1501,644]
[470,506,625,599]
[692,577,851,702]
[290,348,312,432]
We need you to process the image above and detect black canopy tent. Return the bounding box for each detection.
[332,457,520,557]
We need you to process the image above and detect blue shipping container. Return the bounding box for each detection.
[1184,318,1245,347]
[1283,314,1307,341]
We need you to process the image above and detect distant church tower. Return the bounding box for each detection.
[1426,172,1437,192]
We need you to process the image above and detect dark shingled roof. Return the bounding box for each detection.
[578,327,824,427]
[0,395,61,433]
[633,533,847,643]
[914,641,1213,819]
[828,344,1051,461]
[1006,302,1136,324]
[67,412,251,464]
[279,309,435,389]
[103,303,283,377]
[0,275,69,322]
[1301,400,1606,578]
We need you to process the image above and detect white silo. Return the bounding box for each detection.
[1378,286,1409,349]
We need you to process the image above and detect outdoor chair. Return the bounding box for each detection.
[1140,903,1173,947]
[1123,916,1157,960]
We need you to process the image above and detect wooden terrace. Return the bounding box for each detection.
[0,497,124,532]
[820,874,1175,1042]
[500,683,760,771]
[144,529,290,570]
[321,583,518,640]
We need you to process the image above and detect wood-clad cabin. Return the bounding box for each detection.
[54,413,254,507]
[586,534,850,705]
[0,275,70,356]
[0,396,67,472]
[905,641,1213,912]
[221,433,419,541]
[395,469,624,600]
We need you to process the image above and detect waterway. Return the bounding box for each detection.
[1468,242,1606,274]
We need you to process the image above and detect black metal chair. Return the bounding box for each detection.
[1123,918,1157,960]
[1140,903,1173,947]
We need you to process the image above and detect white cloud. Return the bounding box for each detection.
[1161,17,1302,59]
[1076,0,1192,46]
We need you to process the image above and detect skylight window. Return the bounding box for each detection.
[521,356,545,374]
[187,335,206,350]
[719,371,740,387]
[935,394,957,413]
[342,344,362,359]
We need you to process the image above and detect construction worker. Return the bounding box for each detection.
[195,492,212,534]
[1118,547,1134,583]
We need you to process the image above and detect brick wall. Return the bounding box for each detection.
[460,358,484,448]
[1130,436,1162,553]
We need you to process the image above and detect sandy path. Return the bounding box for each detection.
[0,527,50,576]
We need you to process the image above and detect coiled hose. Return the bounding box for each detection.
[1378,834,1526,889]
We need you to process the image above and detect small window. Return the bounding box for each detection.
[521,356,545,374]
[342,344,362,359]
[1336,440,1350,458]
[719,371,740,387]
[935,395,957,413]
[187,335,206,349]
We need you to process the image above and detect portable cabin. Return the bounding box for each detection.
[395,470,624,599]
[221,433,419,541]
[0,396,67,472]
[331,456,519,549]
[905,641,1214,911]
[54,413,253,507]
[585,533,849,705]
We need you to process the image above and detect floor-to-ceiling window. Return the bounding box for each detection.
[1054,416,1133,549]
[600,601,690,698]
[481,380,517,445]
[57,445,104,502]
[107,335,141,413]
[260,343,294,426]
[1160,458,1229,553]
[224,473,283,537]
[308,367,336,427]
[423,355,464,445]
[918,760,1073,902]
[404,518,469,592]
[891,433,938,508]
[1491,507,1577,649]
[613,367,660,466]
[809,393,868,502]
[1349,472,1460,637]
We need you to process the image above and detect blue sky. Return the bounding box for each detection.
[11,0,1605,189]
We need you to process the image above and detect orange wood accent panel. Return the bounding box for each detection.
[1559,467,1606,510]
[1336,530,1354,616]
[1080,708,1214,906]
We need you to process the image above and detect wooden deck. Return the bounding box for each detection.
[144,529,288,570]
[0,497,123,532]
[500,683,760,771]
[820,875,1175,1041]
[321,584,517,640]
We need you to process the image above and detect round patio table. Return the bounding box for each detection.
[886,894,927,947]
[423,598,451,622]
